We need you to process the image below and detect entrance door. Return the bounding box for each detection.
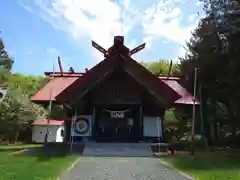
[94,105,140,142]
[99,117,134,142]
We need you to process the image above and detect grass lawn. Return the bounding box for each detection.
[0,144,78,180]
[161,153,240,180]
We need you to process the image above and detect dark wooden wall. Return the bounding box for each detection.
[91,69,142,104]
[73,69,165,116]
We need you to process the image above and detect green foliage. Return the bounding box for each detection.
[141,59,180,76]
[0,37,49,143]
[0,81,47,143]
[0,37,13,84]
[164,108,178,121]
[7,73,49,97]
[142,60,188,142]
[179,0,240,146]
[49,104,66,119]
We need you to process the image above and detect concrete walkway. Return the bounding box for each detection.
[60,157,192,180]
[83,143,153,157]
[60,143,191,180]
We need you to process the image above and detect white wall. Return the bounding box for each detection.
[143,116,162,137]
[32,125,64,143]
[56,126,65,142]
[71,115,92,137]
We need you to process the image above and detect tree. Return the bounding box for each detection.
[7,73,49,96]
[0,85,47,143]
[179,0,240,146]
[141,59,180,76]
[0,37,13,84]
[0,37,50,143]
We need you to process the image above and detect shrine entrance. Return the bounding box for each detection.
[93,104,142,142]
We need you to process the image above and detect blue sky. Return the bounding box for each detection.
[0,0,204,76]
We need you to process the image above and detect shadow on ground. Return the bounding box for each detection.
[0,145,42,152]
[9,143,84,161]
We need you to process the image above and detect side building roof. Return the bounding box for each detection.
[31,74,80,103]
[160,78,199,105]
[32,73,198,105]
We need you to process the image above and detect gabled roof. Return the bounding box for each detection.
[54,36,181,104]
[31,36,197,105]
[32,74,198,105]
[55,55,181,105]
[55,56,118,102]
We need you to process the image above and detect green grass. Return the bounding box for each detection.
[0,144,78,180]
[161,153,240,180]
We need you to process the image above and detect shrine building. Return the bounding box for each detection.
[31,36,198,143]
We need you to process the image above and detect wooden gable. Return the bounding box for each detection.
[56,54,180,106]
[31,36,197,107]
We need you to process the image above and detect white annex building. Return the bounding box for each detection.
[32,119,65,143]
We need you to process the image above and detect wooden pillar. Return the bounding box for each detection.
[139,105,143,142]
[63,104,73,143]
[160,108,165,142]
[92,105,96,141]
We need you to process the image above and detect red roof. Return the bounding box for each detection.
[55,57,180,104]
[31,73,198,105]
[33,119,64,126]
[32,35,195,105]
[161,79,199,105]
[31,75,79,102]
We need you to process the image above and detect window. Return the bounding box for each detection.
[40,131,51,135]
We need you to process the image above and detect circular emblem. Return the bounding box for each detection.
[74,117,90,134]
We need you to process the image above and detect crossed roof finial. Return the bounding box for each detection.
[91,36,146,58]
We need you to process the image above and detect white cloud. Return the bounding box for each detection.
[141,1,202,61]
[18,0,33,13]
[142,36,154,49]
[34,0,125,49]
[196,1,202,6]
[23,0,202,62]
[188,14,197,22]
[174,45,187,61]
[142,1,198,46]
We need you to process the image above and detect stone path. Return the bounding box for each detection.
[83,143,153,157]
[60,157,192,180]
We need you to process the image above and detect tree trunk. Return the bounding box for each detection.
[14,129,20,143]
[213,119,218,144]
[199,84,209,150]
[204,96,212,144]
[228,100,237,147]
[14,123,22,144]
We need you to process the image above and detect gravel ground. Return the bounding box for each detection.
[59,157,192,180]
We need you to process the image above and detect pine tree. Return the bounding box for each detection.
[0,37,13,84]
